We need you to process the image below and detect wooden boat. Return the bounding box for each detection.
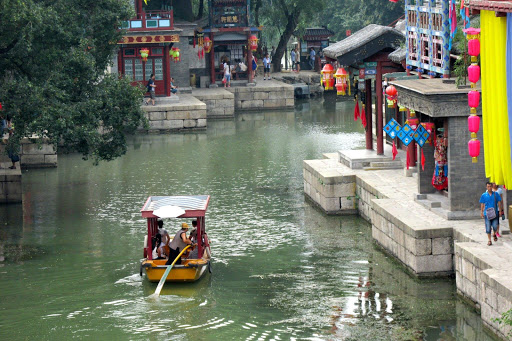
[140,195,212,283]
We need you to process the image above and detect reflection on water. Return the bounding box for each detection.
[0,98,497,340]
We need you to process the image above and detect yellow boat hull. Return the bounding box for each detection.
[142,259,209,283]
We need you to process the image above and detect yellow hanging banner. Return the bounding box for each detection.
[481,10,512,186]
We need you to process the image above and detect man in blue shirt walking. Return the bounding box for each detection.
[479,181,503,245]
[309,47,315,70]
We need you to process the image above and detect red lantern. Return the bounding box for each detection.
[140,48,149,62]
[321,64,335,90]
[468,139,480,163]
[385,85,398,108]
[204,37,212,53]
[468,39,480,57]
[468,115,480,133]
[249,35,258,52]
[334,67,348,95]
[468,64,480,84]
[468,90,480,109]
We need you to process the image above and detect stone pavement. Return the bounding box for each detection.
[304,150,512,339]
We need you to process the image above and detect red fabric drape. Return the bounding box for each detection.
[354,101,360,121]
[361,105,367,128]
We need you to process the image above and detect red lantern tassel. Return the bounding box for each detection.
[354,101,360,121]
[392,140,398,161]
[361,105,367,128]
[421,149,425,171]
[406,150,410,170]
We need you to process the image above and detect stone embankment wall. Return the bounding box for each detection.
[140,94,206,132]
[303,154,512,339]
[0,138,57,168]
[227,83,294,110]
[0,169,21,203]
[192,89,234,118]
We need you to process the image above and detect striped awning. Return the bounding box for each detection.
[142,195,210,215]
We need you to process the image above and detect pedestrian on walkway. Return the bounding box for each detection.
[492,182,505,237]
[144,74,156,106]
[480,181,503,245]
[263,53,271,80]
[294,47,300,73]
[308,47,315,70]
[223,60,231,88]
[291,48,296,71]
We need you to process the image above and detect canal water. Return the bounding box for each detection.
[0,98,498,340]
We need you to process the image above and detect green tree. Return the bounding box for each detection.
[0,0,146,163]
[318,0,404,41]
[257,0,324,72]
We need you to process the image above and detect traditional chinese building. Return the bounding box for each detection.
[405,0,452,78]
[117,0,181,96]
[203,0,259,86]
[295,27,334,70]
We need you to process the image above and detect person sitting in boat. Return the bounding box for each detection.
[188,224,198,259]
[167,222,195,265]
[157,219,170,258]
[152,233,163,259]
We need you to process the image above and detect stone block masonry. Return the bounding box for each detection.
[304,149,512,340]
[0,138,57,168]
[139,94,207,133]
[192,88,235,119]
[0,168,21,203]
[227,80,294,111]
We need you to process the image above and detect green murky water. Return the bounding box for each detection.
[0,98,497,340]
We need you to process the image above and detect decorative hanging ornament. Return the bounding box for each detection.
[385,85,398,108]
[140,48,149,62]
[354,96,360,121]
[204,37,212,53]
[321,64,335,91]
[463,27,481,163]
[334,67,349,95]
[249,35,258,52]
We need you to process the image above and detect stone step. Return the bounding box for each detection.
[369,161,403,168]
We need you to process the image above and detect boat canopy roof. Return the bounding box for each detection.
[141,195,210,218]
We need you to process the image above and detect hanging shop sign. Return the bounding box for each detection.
[119,35,179,44]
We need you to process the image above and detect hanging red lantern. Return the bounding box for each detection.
[468,115,480,133]
[249,35,259,52]
[464,27,481,163]
[204,37,212,53]
[468,39,480,58]
[321,64,335,91]
[407,110,419,130]
[468,139,480,163]
[468,90,480,110]
[140,48,149,62]
[172,47,181,62]
[334,67,348,95]
[468,64,480,84]
[464,28,481,62]
[385,85,398,108]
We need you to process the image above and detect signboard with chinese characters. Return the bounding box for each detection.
[210,0,249,28]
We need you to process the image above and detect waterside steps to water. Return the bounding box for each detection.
[141,78,295,133]
[303,148,512,339]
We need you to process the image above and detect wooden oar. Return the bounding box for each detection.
[154,245,191,296]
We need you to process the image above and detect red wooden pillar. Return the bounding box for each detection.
[376,62,384,155]
[247,34,253,83]
[197,217,203,259]
[406,110,417,167]
[209,34,216,85]
[365,79,373,150]
[164,44,171,96]
[117,49,123,75]
[136,0,143,16]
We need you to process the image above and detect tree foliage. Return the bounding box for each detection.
[256,0,325,72]
[318,0,405,41]
[0,0,146,163]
